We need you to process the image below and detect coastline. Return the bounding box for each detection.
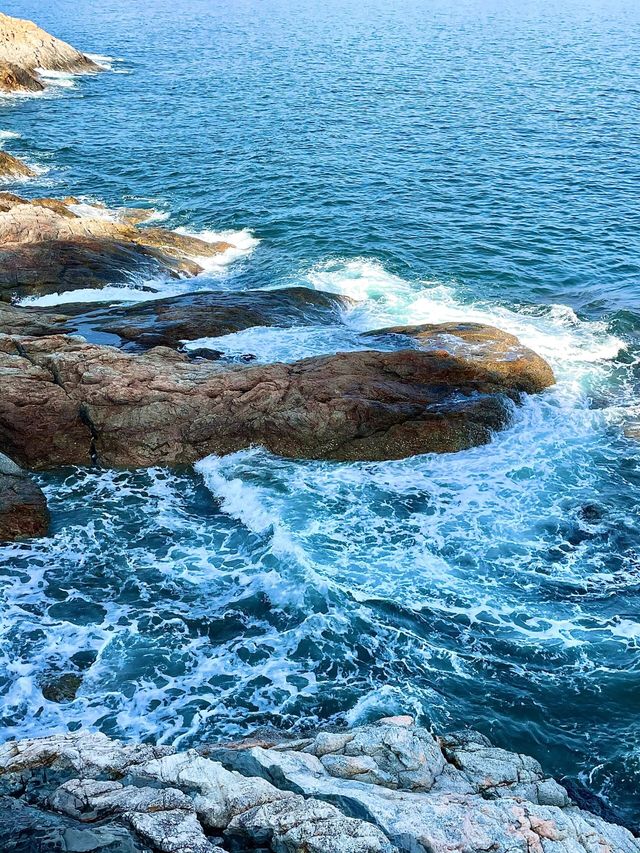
[0,10,637,851]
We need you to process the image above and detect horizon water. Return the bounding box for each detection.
[1,0,640,831]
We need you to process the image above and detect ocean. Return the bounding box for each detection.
[1,0,639,830]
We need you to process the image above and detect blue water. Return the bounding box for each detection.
[1,0,640,830]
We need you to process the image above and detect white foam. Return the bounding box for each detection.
[18,280,185,308]
[175,227,260,270]
[304,258,625,393]
[183,324,383,362]
[0,130,21,143]
[36,68,77,89]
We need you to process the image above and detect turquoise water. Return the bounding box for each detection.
[1,0,640,830]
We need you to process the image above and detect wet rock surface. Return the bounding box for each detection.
[0,451,49,541]
[0,60,44,92]
[0,329,552,468]
[94,286,355,349]
[0,151,35,180]
[0,719,636,853]
[365,321,555,395]
[0,194,234,300]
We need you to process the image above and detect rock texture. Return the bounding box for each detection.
[0,194,234,300]
[0,12,99,82]
[0,150,35,180]
[0,60,44,92]
[366,321,555,395]
[0,451,49,541]
[94,286,355,349]
[0,327,553,468]
[0,719,637,853]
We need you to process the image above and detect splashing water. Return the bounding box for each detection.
[1,0,640,832]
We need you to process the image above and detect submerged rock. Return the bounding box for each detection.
[0,151,36,180]
[0,12,99,79]
[0,330,551,468]
[0,194,234,300]
[0,451,49,541]
[40,672,83,704]
[0,720,637,853]
[95,286,355,349]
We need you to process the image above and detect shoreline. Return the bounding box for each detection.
[0,11,637,850]
[2,716,639,853]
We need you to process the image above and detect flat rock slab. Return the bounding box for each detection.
[93,286,355,349]
[0,327,553,468]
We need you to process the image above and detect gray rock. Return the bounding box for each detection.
[227,796,395,853]
[124,809,221,853]
[305,722,446,791]
[50,778,194,821]
[1,723,638,853]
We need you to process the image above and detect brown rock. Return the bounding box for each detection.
[0,452,49,540]
[0,194,236,300]
[0,333,549,469]
[0,60,43,92]
[0,13,99,74]
[40,672,82,703]
[365,321,555,394]
[0,151,35,180]
[0,302,71,336]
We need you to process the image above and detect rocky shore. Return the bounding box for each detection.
[1,717,637,853]
[0,11,99,93]
[1,13,635,853]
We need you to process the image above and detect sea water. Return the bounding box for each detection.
[1,0,639,830]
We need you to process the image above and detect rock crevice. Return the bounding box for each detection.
[1,719,637,853]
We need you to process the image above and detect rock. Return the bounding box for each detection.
[215,719,640,853]
[131,750,297,830]
[0,451,49,540]
[1,723,638,853]
[0,13,99,76]
[41,672,83,703]
[0,301,71,337]
[0,60,44,92]
[226,797,394,853]
[125,810,221,853]
[0,195,235,300]
[304,723,446,791]
[95,287,355,349]
[440,730,570,806]
[0,151,36,180]
[0,796,142,853]
[0,333,549,468]
[365,321,555,395]
[0,731,173,778]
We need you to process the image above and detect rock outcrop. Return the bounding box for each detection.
[0,328,553,468]
[366,321,555,395]
[0,451,49,541]
[0,718,636,853]
[0,60,44,92]
[0,13,99,89]
[0,150,35,180]
[0,286,352,349]
[0,194,235,300]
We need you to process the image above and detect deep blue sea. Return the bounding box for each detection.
[1,0,640,831]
